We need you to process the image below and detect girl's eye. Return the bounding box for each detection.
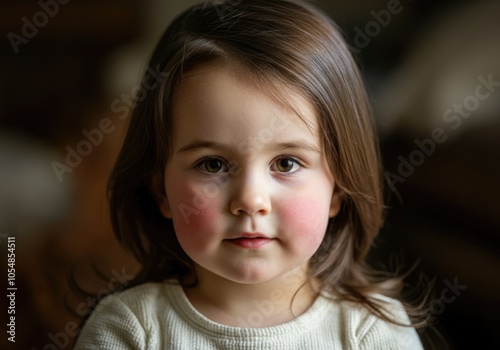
[197,158,228,174]
[273,158,301,173]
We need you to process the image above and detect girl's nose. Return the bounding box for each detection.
[229,171,272,216]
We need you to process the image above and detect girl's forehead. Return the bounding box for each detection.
[169,70,323,156]
[172,61,319,135]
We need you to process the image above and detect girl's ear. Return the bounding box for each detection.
[329,190,342,218]
[150,172,172,219]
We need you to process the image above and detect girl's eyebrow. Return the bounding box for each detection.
[176,140,321,154]
[270,141,321,153]
[176,140,231,153]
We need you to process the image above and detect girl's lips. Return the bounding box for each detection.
[226,237,273,249]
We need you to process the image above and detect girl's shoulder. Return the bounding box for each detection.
[100,281,179,314]
[320,292,423,349]
[321,292,411,326]
[109,281,171,301]
[74,282,180,349]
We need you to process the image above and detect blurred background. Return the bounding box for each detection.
[0,0,498,349]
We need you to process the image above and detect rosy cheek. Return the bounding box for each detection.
[279,196,329,247]
[170,186,220,249]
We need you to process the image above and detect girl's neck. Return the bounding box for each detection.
[182,265,319,328]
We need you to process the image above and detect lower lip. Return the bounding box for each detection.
[226,238,273,249]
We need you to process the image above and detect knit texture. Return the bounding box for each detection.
[74,282,423,349]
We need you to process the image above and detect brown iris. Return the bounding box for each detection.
[204,159,223,173]
[276,159,294,172]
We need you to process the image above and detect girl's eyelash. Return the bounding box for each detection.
[278,155,304,166]
[192,155,305,176]
[193,156,227,172]
[271,156,305,176]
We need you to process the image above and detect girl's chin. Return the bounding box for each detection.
[196,266,280,285]
[217,271,278,285]
[193,259,310,286]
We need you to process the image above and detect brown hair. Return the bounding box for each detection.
[109,0,425,328]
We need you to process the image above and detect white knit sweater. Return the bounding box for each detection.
[74,282,423,349]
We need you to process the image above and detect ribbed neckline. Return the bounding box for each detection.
[163,282,332,339]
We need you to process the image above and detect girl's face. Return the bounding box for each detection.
[158,63,340,285]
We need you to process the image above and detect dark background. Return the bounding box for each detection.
[1,0,499,349]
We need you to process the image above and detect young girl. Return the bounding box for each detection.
[75,0,425,348]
